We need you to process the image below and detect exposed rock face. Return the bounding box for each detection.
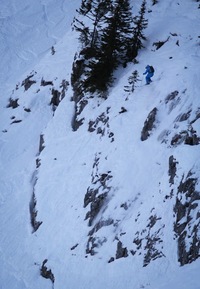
[36,134,45,168]
[71,57,85,103]
[132,214,165,267]
[153,36,169,50]
[70,56,87,131]
[30,135,45,232]
[171,128,200,146]
[29,191,42,233]
[39,134,45,153]
[50,89,61,107]
[71,98,88,131]
[41,78,53,86]
[88,107,114,141]
[168,155,178,185]
[116,240,128,259]
[165,91,179,104]
[88,218,114,236]
[175,110,191,122]
[84,154,113,227]
[50,79,69,111]
[141,107,158,141]
[7,98,19,109]
[21,74,37,91]
[40,259,55,284]
[174,172,200,265]
[85,191,108,226]
[83,153,114,255]
[165,90,180,113]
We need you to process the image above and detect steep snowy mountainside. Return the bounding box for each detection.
[0,0,200,289]
[0,1,80,288]
[0,0,80,94]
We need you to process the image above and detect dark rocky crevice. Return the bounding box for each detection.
[86,236,107,256]
[165,90,180,113]
[85,192,108,226]
[132,214,165,267]
[168,155,178,185]
[88,218,114,236]
[41,78,53,86]
[165,90,179,104]
[21,73,37,91]
[7,98,19,109]
[88,107,114,142]
[71,98,88,131]
[29,191,42,233]
[84,154,113,227]
[40,259,55,286]
[50,79,69,112]
[153,36,170,50]
[175,110,192,122]
[84,153,113,255]
[30,135,46,232]
[171,126,200,146]
[174,172,200,265]
[190,111,200,125]
[143,236,165,267]
[116,240,128,259]
[141,107,158,141]
[39,134,45,153]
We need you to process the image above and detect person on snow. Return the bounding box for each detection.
[143,65,154,85]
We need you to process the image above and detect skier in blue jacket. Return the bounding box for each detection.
[143,65,154,85]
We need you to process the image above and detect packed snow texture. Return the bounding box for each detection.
[0,0,200,289]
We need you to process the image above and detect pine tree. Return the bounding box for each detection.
[114,0,134,64]
[73,0,111,50]
[85,0,134,91]
[100,0,134,66]
[72,0,109,95]
[130,0,148,60]
[72,0,138,95]
[124,70,140,93]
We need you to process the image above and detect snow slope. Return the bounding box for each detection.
[0,0,80,93]
[0,1,200,289]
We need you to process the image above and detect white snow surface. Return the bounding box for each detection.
[0,0,200,289]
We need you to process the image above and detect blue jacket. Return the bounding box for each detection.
[143,65,154,77]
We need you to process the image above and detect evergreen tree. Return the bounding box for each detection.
[130,0,148,60]
[114,0,134,64]
[84,0,134,91]
[72,0,109,94]
[72,0,141,95]
[124,70,140,93]
[73,0,111,50]
[100,0,134,66]
[73,18,90,47]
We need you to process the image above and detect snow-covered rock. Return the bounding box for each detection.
[0,1,199,289]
